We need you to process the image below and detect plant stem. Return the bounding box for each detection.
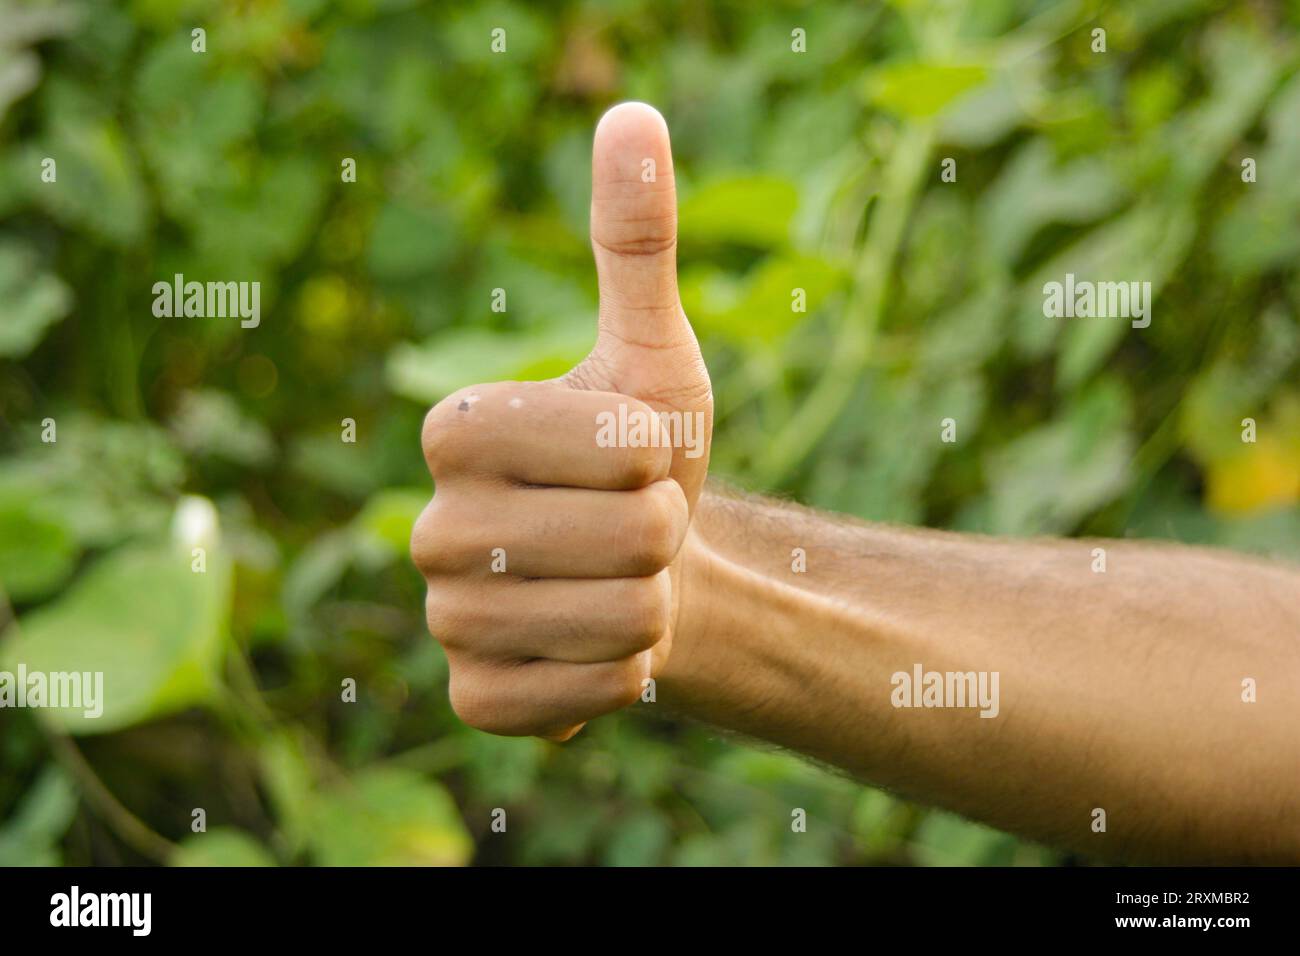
[755,122,935,486]
[46,731,179,864]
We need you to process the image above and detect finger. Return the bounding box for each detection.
[447,652,652,737]
[421,381,671,489]
[541,724,585,743]
[412,479,689,579]
[590,101,689,349]
[426,570,671,664]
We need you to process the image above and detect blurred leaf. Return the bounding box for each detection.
[683,253,846,344]
[603,810,670,867]
[979,140,1125,266]
[866,61,989,119]
[679,175,798,248]
[0,241,72,358]
[0,0,80,123]
[282,528,355,622]
[912,812,1022,866]
[19,73,149,244]
[1205,437,1300,516]
[386,323,590,403]
[0,416,183,551]
[850,788,907,857]
[133,42,262,217]
[1163,24,1282,194]
[0,503,78,602]
[464,734,544,802]
[0,503,231,734]
[1212,72,1300,277]
[0,766,78,866]
[983,379,1134,535]
[171,828,276,867]
[169,389,276,467]
[354,488,426,557]
[307,766,472,866]
[192,155,328,273]
[258,731,316,854]
[367,201,458,281]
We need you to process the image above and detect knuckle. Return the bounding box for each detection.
[423,585,472,647]
[420,401,460,472]
[593,222,677,259]
[620,575,670,649]
[607,657,649,710]
[447,671,495,732]
[421,384,500,471]
[627,480,687,573]
[411,494,489,579]
[619,438,672,489]
[409,502,441,575]
[410,499,459,576]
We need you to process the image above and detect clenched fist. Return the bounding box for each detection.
[411,103,712,740]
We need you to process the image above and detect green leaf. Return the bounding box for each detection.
[171,828,277,867]
[679,175,799,248]
[1179,364,1267,465]
[850,788,907,856]
[133,43,263,218]
[0,241,72,358]
[603,811,670,867]
[354,488,427,558]
[367,202,458,281]
[866,61,989,119]
[912,812,1020,866]
[0,4,77,124]
[282,528,355,622]
[385,323,590,404]
[979,140,1125,265]
[169,389,276,467]
[257,731,317,854]
[0,500,231,734]
[463,734,544,802]
[983,380,1134,535]
[683,254,846,344]
[189,156,328,275]
[307,766,473,866]
[0,415,183,551]
[21,104,150,245]
[1054,208,1195,389]
[0,766,79,866]
[0,504,78,602]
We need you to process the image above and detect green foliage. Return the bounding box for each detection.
[172,828,277,867]
[2,530,231,734]
[305,767,472,867]
[0,242,72,359]
[0,0,1297,867]
[0,767,78,866]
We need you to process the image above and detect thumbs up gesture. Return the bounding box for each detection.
[412,103,713,740]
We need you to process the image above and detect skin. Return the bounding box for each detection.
[411,102,1300,864]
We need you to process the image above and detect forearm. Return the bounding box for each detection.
[660,485,1300,863]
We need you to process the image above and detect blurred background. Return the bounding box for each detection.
[1,0,1297,866]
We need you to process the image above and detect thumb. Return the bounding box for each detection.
[590,102,691,352]
[579,102,712,515]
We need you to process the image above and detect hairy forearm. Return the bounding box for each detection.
[660,485,1300,863]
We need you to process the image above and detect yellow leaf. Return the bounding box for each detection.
[1205,437,1300,515]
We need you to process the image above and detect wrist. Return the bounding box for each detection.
[661,500,892,772]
